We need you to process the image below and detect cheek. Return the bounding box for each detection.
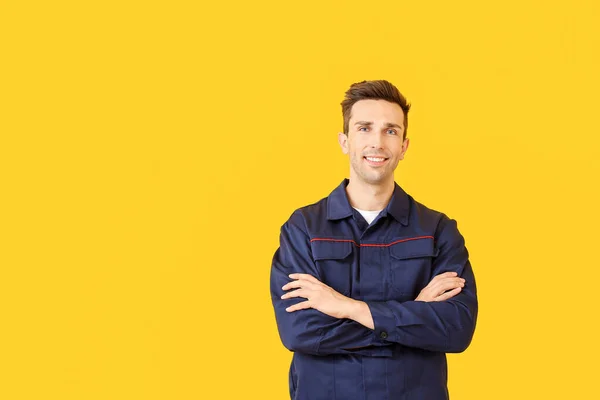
[347,142,360,157]
[392,144,405,158]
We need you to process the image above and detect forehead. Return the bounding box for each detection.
[349,99,405,126]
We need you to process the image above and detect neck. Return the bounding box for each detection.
[345,177,395,211]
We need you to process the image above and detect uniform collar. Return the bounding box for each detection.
[326,178,410,226]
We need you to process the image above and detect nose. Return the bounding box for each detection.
[369,132,384,150]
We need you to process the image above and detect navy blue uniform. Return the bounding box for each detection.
[270,179,478,399]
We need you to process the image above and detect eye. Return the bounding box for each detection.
[358,126,368,132]
[387,129,397,135]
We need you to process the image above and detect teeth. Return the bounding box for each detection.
[366,157,385,162]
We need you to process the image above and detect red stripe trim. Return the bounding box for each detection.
[310,238,360,247]
[310,235,433,247]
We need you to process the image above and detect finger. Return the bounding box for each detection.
[285,300,312,312]
[281,289,308,300]
[282,280,301,291]
[431,278,465,295]
[424,272,458,289]
[430,272,459,282]
[434,287,462,302]
[282,279,317,291]
[289,273,320,283]
[430,276,464,289]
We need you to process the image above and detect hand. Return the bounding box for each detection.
[281,273,353,319]
[415,272,465,302]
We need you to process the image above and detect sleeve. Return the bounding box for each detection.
[270,211,393,357]
[365,214,478,353]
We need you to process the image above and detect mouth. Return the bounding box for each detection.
[363,156,389,167]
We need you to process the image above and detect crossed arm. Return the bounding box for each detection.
[270,212,478,357]
[281,271,463,329]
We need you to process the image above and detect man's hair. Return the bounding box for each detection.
[341,80,411,138]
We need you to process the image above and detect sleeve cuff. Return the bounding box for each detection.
[366,301,398,343]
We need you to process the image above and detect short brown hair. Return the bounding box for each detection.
[341,80,411,138]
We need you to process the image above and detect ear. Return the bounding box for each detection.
[338,132,349,155]
[398,137,410,160]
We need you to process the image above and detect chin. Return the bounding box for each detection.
[360,173,389,185]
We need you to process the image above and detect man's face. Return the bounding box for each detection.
[338,99,409,186]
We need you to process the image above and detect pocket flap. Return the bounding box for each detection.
[389,237,437,260]
[311,240,353,261]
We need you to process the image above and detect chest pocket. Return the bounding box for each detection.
[388,237,438,299]
[310,240,354,296]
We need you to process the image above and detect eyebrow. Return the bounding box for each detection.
[354,121,404,130]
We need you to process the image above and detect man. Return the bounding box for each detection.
[270,80,477,399]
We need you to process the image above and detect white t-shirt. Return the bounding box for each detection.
[353,207,383,225]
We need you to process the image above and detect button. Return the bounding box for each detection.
[380,331,388,339]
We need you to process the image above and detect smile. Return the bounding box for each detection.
[363,156,389,166]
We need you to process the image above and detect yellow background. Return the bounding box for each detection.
[1,0,599,398]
